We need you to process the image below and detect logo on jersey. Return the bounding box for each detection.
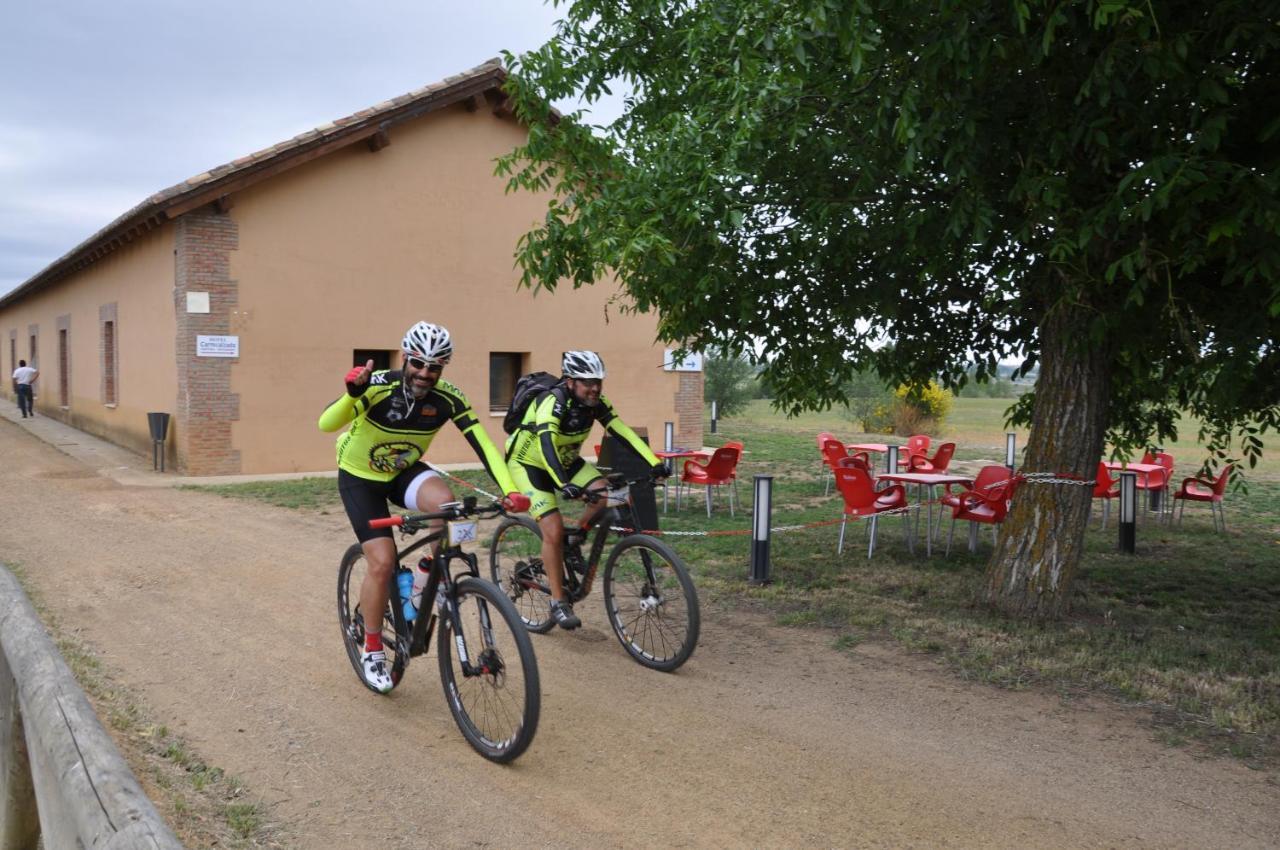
[369,441,421,474]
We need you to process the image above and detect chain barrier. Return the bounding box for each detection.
[425,464,1092,540]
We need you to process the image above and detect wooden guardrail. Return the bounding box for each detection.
[0,568,182,849]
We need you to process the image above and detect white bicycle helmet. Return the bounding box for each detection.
[562,350,606,379]
[401,321,453,365]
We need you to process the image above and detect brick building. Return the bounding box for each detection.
[0,61,703,475]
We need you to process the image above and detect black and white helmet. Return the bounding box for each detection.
[562,350,606,379]
[401,322,453,365]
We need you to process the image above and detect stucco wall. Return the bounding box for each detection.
[224,104,687,474]
[0,226,178,457]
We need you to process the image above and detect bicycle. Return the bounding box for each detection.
[489,472,700,672]
[338,496,540,763]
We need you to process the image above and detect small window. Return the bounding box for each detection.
[353,349,393,372]
[103,321,117,404]
[58,329,69,407]
[489,352,525,413]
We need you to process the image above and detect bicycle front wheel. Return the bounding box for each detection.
[437,576,541,763]
[338,543,407,693]
[602,535,700,672]
[489,516,555,633]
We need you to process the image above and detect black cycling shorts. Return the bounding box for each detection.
[338,463,438,543]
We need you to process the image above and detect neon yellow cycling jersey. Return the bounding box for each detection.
[506,384,659,487]
[318,370,516,491]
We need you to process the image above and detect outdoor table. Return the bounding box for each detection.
[877,472,975,556]
[655,449,706,512]
[847,443,889,453]
[1103,461,1168,514]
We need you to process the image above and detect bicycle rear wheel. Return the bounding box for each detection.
[437,576,541,763]
[489,517,555,633]
[338,543,407,693]
[602,535,700,672]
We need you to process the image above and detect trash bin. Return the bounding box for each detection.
[598,427,659,533]
[147,412,171,472]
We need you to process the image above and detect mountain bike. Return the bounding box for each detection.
[489,473,700,672]
[338,496,540,763]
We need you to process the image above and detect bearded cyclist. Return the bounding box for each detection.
[505,350,668,629]
[319,321,530,692]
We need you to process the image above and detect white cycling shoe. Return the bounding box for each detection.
[361,650,394,693]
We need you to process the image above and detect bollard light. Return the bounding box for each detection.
[749,475,773,585]
[886,445,899,475]
[1005,433,1017,471]
[1118,470,1137,553]
[664,421,674,452]
[710,400,718,434]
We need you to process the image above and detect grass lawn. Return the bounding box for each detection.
[192,397,1280,767]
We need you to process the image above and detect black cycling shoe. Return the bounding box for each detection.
[550,600,581,630]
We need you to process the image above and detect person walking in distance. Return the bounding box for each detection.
[11,360,37,418]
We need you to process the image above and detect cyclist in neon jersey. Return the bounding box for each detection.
[320,321,530,692]
[506,350,668,629]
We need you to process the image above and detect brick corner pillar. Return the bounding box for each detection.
[674,370,704,449]
[174,209,241,476]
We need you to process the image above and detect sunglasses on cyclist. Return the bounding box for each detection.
[405,356,444,372]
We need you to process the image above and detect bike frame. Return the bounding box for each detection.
[560,477,651,602]
[381,501,500,678]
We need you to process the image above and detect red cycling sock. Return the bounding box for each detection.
[364,632,383,653]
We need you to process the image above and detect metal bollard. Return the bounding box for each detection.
[710,400,718,434]
[749,475,773,585]
[1118,471,1137,553]
[886,445,899,474]
[1006,433,1017,471]
[663,421,674,452]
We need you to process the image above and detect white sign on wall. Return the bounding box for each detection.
[662,350,704,372]
[196,335,239,358]
[186,291,210,313]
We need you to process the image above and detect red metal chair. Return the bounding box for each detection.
[945,471,1020,555]
[897,434,932,468]
[1172,465,1232,532]
[678,445,742,517]
[833,467,909,558]
[1091,462,1121,529]
[907,441,955,473]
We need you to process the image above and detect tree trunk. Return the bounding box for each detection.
[980,302,1114,618]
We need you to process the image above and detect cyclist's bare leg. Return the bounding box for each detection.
[578,479,609,528]
[358,537,397,642]
[536,510,567,601]
[410,474,454,559]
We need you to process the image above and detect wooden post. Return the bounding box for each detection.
[0,569,181,849]
[0,645,39,850]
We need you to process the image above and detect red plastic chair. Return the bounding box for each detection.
[897,434,932,468]
[820,437,851,496]
[945,472,1020,555]
[833,467,909,558]
[1172,465,1232,532]
[908,441,955,473]
[723,439,745,503]
[1132,463,1169,524]
[1091,462,1121,529]
[678,446,742,517]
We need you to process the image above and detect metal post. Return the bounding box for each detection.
[663,421,674,452]
[1005,433,1017,471]
[749,475,773,585]
[1118,471,1137,553]
[710,400,718,434]
[886,445,899,474]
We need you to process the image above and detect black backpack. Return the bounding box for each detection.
[503,372,564,435]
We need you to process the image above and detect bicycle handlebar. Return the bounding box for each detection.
[582,470,669,504]
[367,496,506,531]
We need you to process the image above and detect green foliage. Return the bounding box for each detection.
[498,0,1280,474]
[896,381,953,425]
[703,349,757,418]
[842,369,895,432]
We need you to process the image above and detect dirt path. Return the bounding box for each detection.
[1,419,1276,848]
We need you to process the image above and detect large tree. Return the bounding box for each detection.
[498,0,1280,618]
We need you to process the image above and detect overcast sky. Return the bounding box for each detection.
[0,0,615,297]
